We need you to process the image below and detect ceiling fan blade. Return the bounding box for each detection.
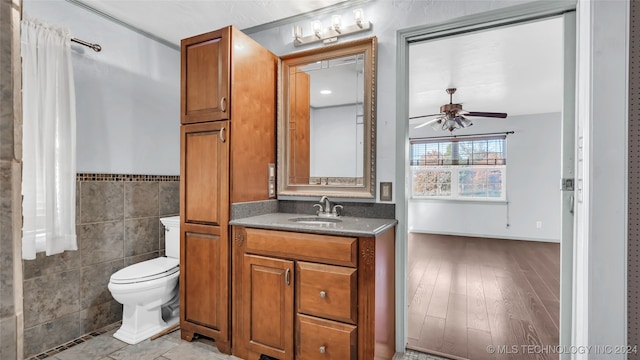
[409,113,443,120]
[465,111,508,118]
[414,117,441,129]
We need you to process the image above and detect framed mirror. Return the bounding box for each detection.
[278,37,377,198]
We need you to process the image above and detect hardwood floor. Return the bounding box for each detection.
[407,233,560,360]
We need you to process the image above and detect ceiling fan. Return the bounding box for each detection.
[411,88,508,132]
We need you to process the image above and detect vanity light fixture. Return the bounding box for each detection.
[293,8,372,47]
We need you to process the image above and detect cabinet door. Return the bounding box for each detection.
[181,27,230,124]
[181,225,227,332]
[181,121,229,225]
[179,121,230,345]
[243,254,294,360]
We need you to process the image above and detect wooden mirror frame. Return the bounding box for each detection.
[277,36,377,198]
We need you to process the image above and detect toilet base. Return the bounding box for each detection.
[114,313,179,345]
[113,295,180,344]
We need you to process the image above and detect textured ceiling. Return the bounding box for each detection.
[409,15,564,125]
[73,0,350,45]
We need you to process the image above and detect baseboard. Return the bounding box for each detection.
[408,229,560,243]
[405,344,469,360]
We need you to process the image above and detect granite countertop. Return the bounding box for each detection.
[229,212,397,237]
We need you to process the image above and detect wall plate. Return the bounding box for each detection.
[268,163,276,198]
[380,182,392,201]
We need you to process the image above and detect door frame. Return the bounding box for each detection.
[394,0,577,354]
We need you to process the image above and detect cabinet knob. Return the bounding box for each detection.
[319,291,326,298]
[319,345,326,353]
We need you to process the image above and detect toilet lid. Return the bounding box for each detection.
[110,257,179,284]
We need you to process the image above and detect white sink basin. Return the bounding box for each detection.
[288,217,342,225]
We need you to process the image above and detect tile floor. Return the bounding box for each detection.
[27,322,451,360]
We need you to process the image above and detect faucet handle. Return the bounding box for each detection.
[331,204,343,216]
[313,203,323,215]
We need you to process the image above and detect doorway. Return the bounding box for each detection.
[395,4,576,360]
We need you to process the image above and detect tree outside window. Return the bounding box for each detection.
[410,136,507,200]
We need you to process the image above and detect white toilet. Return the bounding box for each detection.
[108,216,181,344]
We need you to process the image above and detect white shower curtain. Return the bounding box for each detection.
[21,18,77,260]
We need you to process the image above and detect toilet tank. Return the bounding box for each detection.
[160,216,180,259]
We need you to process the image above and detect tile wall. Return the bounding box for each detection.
[21,175,180,357]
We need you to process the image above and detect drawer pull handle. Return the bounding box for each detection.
[319,345,326,354]
[319,291,326,298]
[285,268,290,286]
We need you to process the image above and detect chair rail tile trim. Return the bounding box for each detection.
[76,173,179,182]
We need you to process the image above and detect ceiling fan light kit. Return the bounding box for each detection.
[413,88,508,132]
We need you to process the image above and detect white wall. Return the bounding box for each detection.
[23,0,180,175]
[310,105,363,177]
[580,0,628,355]
[408,113,562,242]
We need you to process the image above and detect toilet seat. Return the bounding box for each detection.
[110,257,179,284]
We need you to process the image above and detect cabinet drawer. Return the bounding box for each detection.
[296,314,356,360]
[244,228,357,267]
[297,262,357,324]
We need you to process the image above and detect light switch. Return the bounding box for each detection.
[268,163,276,179]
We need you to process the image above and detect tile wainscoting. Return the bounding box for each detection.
[23,182,397,358]
[22,174,179,358]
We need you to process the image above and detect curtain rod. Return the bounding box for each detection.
[71,37,102,52]
[410,131,515,142]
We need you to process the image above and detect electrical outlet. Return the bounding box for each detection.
[536,221,542,229]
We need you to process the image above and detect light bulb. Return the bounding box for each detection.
[332,15,342,33]
[292,25,302,40]
[312,20,323,38]
[353,9,364,28]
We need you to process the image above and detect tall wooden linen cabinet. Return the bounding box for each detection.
[179,26,277,354]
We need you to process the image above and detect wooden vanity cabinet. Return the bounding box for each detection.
[180,26,277,353]
[232,227,396,360]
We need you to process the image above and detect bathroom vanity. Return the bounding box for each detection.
[179,24,388,359]
[229,213,397,360]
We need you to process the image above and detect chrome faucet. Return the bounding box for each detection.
[320,196,331,214]
[316,196,342,217]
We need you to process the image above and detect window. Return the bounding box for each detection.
[410,136,507,200]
